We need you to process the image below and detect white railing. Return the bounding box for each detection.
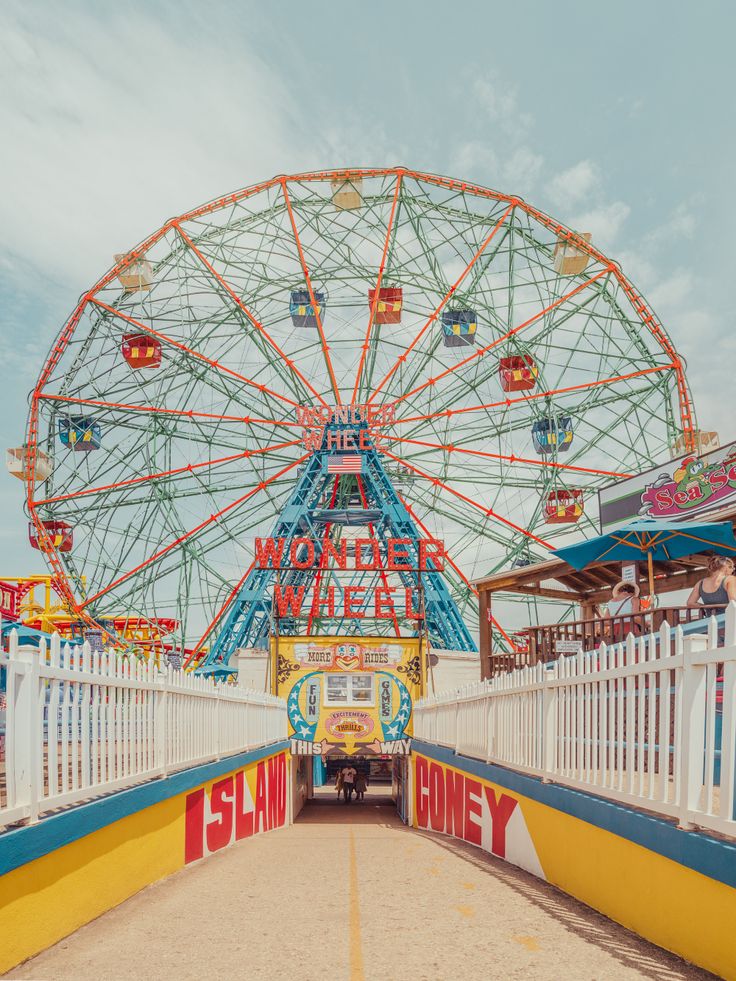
[415,605,736,839]
[0,628,287,831]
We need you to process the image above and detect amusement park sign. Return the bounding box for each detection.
[598,438,736,533]
[255,536,445,621]
[296,402,395,450]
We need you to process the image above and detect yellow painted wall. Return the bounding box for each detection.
[412,752,736,980]
[0,749,287,974]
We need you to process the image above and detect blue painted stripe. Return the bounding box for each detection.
[413,740,736,891]
[0,741,289,877]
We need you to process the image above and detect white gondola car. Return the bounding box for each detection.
[553,232,592,275]
[113,252,153,291]
[670,430,720,459]
[6,446,53,482]
[331,177,363,211]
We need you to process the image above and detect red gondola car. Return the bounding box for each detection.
[544,489,584,524]
[122,333,162,369]
[499,355,538,392]
[368,287,403,325]
[28,520,73,553]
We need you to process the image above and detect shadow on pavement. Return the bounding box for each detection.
[413,828,715,981]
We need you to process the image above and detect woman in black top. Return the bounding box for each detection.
[687,555,736,617]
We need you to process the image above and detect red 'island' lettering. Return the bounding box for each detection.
[184,753,287,863]
[235,771,254,840]
[206,776,234,853]
[184,788,205,863]
[254,760,269,833]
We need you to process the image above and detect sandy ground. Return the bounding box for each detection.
[6,786,713,981]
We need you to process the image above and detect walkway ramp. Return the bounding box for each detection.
[6,788,709,981]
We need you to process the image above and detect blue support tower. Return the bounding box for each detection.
[197,430,476,674]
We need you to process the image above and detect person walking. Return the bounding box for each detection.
[687,555,736,617]
[354,769,368,802]
[340,764,357,803]
[334,767,344,800]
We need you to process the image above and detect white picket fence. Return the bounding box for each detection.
[415,606,736,839]
[0,628,287,831]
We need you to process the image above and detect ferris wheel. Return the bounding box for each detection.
[18,167,695,658]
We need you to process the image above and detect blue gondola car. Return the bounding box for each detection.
[441,309,477,348]
[290,290,326,329]
[531,416,573,454]
[58,416,102,452]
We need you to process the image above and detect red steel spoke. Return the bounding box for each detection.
[36,392,301,428]
[396,493,478,597]
[387,266,613,410]
[281,179,342,404]
[36,440,301,506]
[381,448,552,549]
[183,559,257,669]
[397,492,520,651]
[174,222,329,409]
[352,172,404,402]
[385,364,675,428]
[387,435,632,479]
[368,201,517,404]
[80,453,310,610]
[91,297,300,410]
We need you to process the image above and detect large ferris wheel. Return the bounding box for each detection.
[21,167,695,661]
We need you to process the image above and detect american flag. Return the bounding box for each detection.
[325,455,364,474]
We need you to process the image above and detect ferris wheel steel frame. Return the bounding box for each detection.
[22,167,697,660]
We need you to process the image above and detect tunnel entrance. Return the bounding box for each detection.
[292,754,410,824]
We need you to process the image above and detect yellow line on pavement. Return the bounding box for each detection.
[349,829,365,981]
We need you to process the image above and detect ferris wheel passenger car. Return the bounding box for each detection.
[368,286,402,324]
[113,253,153,292]
[331,177,363,211]
[499,354,538,392]
[121,334,162,369]
[290,290,326,329]
[441,309,477,347]
[545,489,584,524]
[532,417,574,455]
[553,233,592,276]
[58,416,102,452]
[28,521,73,553]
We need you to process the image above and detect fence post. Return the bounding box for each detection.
[215,681,221,762]
[541,661,558,782]
[155,664,169,778]
[678,634,708,829]
[12,642,41,823]
[719,603,736,822]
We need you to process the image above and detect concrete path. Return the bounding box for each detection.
[7,787,712,981]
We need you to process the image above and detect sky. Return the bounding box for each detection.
[1,0,734,578]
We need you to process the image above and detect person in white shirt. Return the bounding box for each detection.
[610,581,641,640]
[610,581,639,618]
[340,764,357,803]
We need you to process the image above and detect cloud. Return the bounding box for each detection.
[0,3,314,288]
[546,160,601,208]
[447,74,543,196]
[569,200,631,247]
